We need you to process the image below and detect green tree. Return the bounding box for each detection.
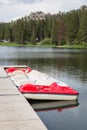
[64,10,79,44]
[51,14,60,45]
[57,18,67,45]
[0,6,87,46]
[0,23,5,40]
[77,7,87,43]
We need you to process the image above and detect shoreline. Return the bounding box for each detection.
[0,42,87,49]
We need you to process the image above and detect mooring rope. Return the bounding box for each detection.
[0,76,9,78]
[0,94,20,96]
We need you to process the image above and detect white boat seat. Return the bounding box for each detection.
[10,75,28,82]
[15,79,34,87]
[9,70,26,76]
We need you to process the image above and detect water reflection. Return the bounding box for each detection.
[0,46,87,130]
[0,47,87,83]
[29,100,80,130]
[29,100,79,112]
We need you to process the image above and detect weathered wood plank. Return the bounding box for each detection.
[0,66,47,130]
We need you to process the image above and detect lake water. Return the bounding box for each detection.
[0,46,87,130]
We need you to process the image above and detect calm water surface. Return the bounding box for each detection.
[0,46,87,130]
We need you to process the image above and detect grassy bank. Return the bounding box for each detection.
[0,42,87,49]
[57,44,87,49]
[0,42,20,46]
[0,42,55,47]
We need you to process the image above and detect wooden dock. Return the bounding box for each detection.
[0,66,47,130]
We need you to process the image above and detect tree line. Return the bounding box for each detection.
[0,5,87,46]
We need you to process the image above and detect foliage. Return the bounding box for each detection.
[77,8,87,43]
[40,38,52,45]
[0,6,87,47]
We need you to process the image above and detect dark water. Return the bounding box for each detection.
[0,46,87,130]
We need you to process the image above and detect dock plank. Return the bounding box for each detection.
[0,66,47,130]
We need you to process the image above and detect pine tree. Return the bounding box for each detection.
[51,15,59,45]
[77,8,87,43]
[64,10,79,44]
[57,18,67,45]
[0,23,5,40]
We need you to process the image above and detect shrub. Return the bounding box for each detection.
[41,38,52,45]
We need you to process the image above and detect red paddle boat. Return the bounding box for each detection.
[6,67,79,100]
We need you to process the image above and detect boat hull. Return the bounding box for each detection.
[23,93,78,100]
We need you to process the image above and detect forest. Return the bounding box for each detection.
[0,5,87,47]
